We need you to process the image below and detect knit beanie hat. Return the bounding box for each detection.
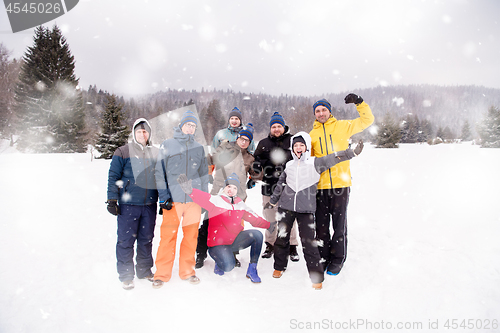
[269,112,285,127]
[239,123,254,142]
[228,107,242,122]
[225,172,240,188]
[313,99,332,113]
[292,135,306,147]
[180,110,198,129]
[135,121,151,134]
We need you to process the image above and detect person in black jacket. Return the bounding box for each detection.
[253,112,300,261]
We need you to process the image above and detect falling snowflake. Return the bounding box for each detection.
[122,193,132,202]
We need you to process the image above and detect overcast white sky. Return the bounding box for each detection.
[1,0,499,97]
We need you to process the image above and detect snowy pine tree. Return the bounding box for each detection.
[418,118,433,143]
[95,94,130,159]
[14,25,86,153]
[375,113,401,148]
[400,114,420,143]
[200,99,225,144]
[0,43,21,142]
[478,106,500,148]
[460,120,472,141]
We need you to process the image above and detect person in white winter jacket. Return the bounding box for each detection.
[266,132,363,290]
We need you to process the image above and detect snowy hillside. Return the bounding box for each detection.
[0,143,499,333]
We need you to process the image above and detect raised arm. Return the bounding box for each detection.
[188,188,216,212]
[314,140,363,174]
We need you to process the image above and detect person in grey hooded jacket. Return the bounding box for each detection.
[267,131,363,290]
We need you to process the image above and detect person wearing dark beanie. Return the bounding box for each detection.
[211,107,256,154]
[239,123,254,142]
[152,108,208,288]
[309,93,374,276]
[253,112,301,262]
[179,110,198,129]
[292,135,306,148]
[312,99,332,114]
[269,112,285,128]
[228,107,242,124]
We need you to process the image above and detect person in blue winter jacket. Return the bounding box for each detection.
[152,110,209,288]
[266,132,363,290]
[106,118,158,290]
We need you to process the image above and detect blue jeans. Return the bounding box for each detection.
[208,230,263,272]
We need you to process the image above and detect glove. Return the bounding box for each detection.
[160,198,173,211]
[177,174,193,194]
[344,93,363,105]
[354,140,364,156]
[264,202,275,210]
[267,222,277,234]
[246,178,256,189]
[251,161,262,173]
[106,200,120,216]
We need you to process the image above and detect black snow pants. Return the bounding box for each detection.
[273,207,324,284]
[315,187,350,273]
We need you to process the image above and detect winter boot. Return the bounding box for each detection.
[246,263,261,283]
[272,270,284,278]
[326,263,343,276]
[183,275,201,285]
[289,245,299,262]
[234,253,241,267]
[152,280,164,289]
[261,242,274,259]
[139,273,154,282]
[312,282,323,290]
[122,280,134,290]
[195,255,205,269]
[214,263,224,276]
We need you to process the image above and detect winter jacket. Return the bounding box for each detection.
[209,140,261,201]
[253,127,293,196]
[212,125,256,154]
[270,132,356,214]
[189,188,270,247]
[107,118,159,205]
[309,101,374,189]
[155,126,209,203]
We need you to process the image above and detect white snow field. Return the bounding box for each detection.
[0,142,499,332]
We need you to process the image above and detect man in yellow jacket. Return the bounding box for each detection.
[309,93,374,276]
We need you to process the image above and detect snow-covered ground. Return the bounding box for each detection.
[0,142,499,332]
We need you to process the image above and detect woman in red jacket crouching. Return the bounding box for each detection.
[177,173,275,283]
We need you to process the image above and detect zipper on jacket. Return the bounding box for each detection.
[143,148,148,205]
[322,124,333,188]
[293,161,299,211]
[185,142,189,203]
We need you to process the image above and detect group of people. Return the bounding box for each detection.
[106,93,374,291]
